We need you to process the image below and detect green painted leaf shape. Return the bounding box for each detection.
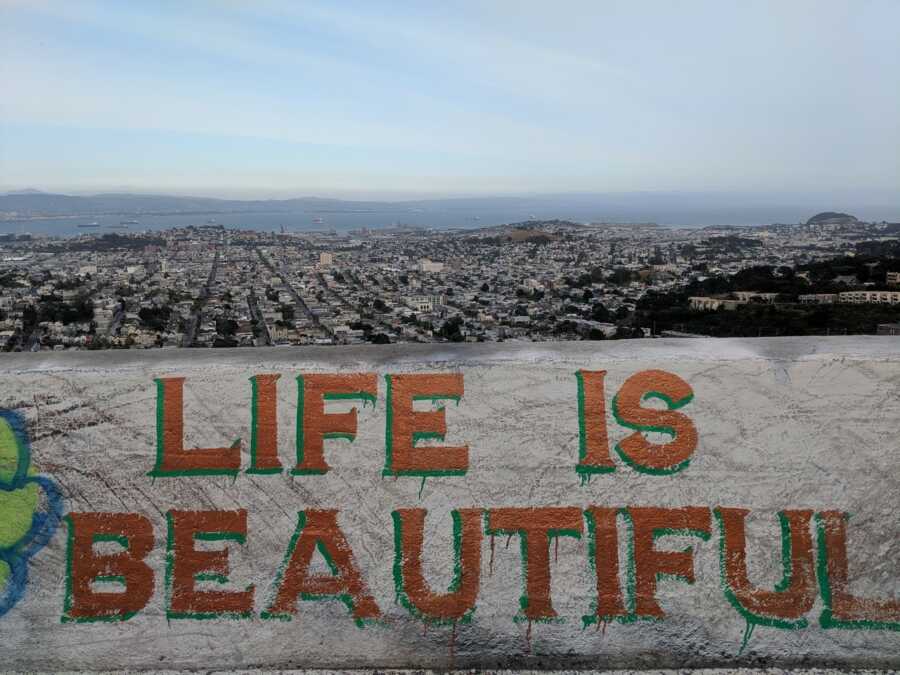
[0,417,39,550]
[0,484,38,550]
[0,558,9,588]
[0,417,23,484]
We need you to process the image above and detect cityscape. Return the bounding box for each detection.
[1,210,899,351]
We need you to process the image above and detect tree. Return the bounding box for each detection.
[138,306,172,332]
[591,303,610,322]
[439,316,464,342]
[38,298,94,325]
[217,318,239,336]
[22,305,38,328]
[609,268,633,286]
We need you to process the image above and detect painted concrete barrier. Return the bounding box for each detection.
[0,338,898,670]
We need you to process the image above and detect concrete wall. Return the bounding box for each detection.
[0,337,898,670]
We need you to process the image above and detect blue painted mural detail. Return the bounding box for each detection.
[0,410,64,618]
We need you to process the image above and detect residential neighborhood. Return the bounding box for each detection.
[1,212,900,351]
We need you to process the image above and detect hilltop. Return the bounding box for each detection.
[472,219,583,243]
[806,211,858,225]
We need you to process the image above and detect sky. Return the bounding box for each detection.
[1,0,899,200]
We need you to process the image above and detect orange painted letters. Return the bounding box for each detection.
[167,509,254,618]
[576,371,614,474]
[265,509,380,622]
[613,370,697,474]
[64,512,155,622]
[487,507,583,620]
[717,508,815,626]
[249,374,283,473]
[628,506,711,619]
[294,373,377,474]
[584,506,628,621]
[385,373,468,476]
[152,377,241,476]
[817,511,900,628]
[394,508,482,621]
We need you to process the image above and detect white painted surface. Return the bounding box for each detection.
[0,338,897,670]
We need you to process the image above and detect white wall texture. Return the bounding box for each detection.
[0,337,897,670]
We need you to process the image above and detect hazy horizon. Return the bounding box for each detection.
[3,185,900,206]
[3,187,899,233]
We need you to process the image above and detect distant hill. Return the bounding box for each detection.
[0,192,390,217]
[2,191,898,227]
[470,219,579,244]
[2,188,46,195]
[505,225,562,243]
[806,211,858,225]
[0,192,589,219]
[479,219,582,233]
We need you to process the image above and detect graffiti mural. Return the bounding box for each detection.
[0,343,897,670]
[0,410,63,618]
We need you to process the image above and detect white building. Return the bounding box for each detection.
[799,294,837,304]
[418,259,444,273]
[733,291,778,303]
[689,296,744,311]
[404,295,434,313]
[838,291,900,305]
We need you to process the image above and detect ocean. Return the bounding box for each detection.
[0,204,652,237]
[3,198,897,237]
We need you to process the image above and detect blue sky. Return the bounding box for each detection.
[1,0,898,199]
